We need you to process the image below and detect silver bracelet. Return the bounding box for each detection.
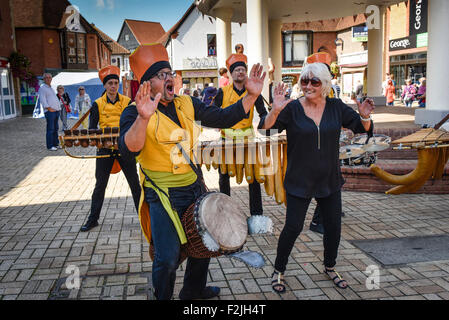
[360,115,372,122]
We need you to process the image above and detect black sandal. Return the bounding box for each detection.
[271,270,286,293]
[324,268,348,289]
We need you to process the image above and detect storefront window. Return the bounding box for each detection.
[283,32,311,66]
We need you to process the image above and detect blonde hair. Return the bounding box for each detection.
[300,63,332,98]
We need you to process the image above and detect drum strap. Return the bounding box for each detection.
[139,142,209,212]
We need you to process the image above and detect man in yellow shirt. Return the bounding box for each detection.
[81,66,140,232]
[213,53,268,223]
[119,43,266,300]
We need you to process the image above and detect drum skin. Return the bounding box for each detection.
[198,192,247,251]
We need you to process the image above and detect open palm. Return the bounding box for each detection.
[244,63,266,97]
[356,98,375,118]
[272,82,293,114]
[135,81,161,120]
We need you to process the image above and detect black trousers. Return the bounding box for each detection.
[274,190,342,272]
[87,148,141,222]
[218,167,263,215]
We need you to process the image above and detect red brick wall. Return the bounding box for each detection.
[87,33,99,70]
[16,28,61,75]
[15,29,44,75]
[42,29,61,71]
[0,0,15,57]
[312,32,337,62]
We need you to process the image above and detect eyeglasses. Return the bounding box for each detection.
[233,67,247,74]
[300,77,322,87]
[153,71,177,80]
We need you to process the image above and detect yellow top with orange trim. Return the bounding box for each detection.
[136,95,201,174]
[95,93,131,129]
[221,84,254,131]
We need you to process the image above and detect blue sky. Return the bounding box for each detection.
[70,0,193,41]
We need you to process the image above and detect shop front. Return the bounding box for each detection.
[0,58,17,120]
[338,51,367,99]
[390,52,427,96]
[180,57,219,92]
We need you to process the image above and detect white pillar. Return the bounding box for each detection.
[246,0,263,68]
[415,0,449,125]
[246,0,270,101]
[215,7,233,70]
[269,19,282,85]
[366,6,385,104]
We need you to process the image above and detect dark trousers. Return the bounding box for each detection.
[144,181,210,300]
[219,168,263,215]
[275,190,342,272]
[44,111,60,149]
[87,148,141,222]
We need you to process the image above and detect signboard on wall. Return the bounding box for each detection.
[281,67,302,75]
[352,26,368,42]
[182,70,217,78]
[409,0,427,36]
[389,36,417,51]
[183,57,217,70]
[416,32,428,48]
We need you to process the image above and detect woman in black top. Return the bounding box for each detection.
[259,62,375,292]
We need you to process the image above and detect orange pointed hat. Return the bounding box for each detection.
[130,43,171,84]
[99,65,120,84]
[306,52,332,66]
[226,53,248,73]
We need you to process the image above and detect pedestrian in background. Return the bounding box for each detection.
[202,82,217,106]
[355,81,364,103]
[385,79,396,106]
[401,79,416,107]
[56,85,71,131]
[39,73,61,151]
[417,78,426,108]
[75,86,91,129]
[219,67,229,88]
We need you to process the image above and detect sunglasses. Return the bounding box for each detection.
[300,77,322,87]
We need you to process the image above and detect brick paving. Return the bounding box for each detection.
[1,115,449,300]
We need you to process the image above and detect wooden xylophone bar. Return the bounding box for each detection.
[194,135,288,205]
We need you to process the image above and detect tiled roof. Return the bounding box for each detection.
[91,24,130,55]
[124,19,165,45]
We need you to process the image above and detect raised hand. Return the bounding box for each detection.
[245,63,266,97]
[356,98,375,119]
[135,81,161,120]
[272,82,293,114]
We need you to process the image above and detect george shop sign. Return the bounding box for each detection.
[389,36,416,51]
[409,0,427,35]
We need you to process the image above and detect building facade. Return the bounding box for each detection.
[162,4,247,94]
[282,14,368,96]
[117,19,165,53]
[92,24,131,78]
[387,0,428,97]
[0,0,18,119]
[11,0,113,114]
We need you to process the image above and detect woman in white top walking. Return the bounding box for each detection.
[75,86,91,128]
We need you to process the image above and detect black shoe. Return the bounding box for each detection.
[309,222,324,235]
[341,211,345,217]
[179,286,220,300]
[80,220,99,232]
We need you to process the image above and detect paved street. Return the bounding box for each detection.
[1,115,449,300]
